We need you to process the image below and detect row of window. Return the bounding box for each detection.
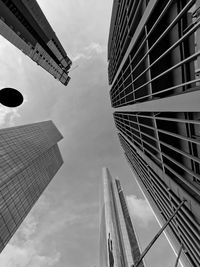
[108,0,147,84]
[110,1,199,107]
[119,133,200,267]
[114,111,200,196]
[0,146,62,251]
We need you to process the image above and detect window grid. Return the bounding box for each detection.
[108,0,144,84]
[0,121,63,252]
[110,1,199,108]
[114,112,200,196]
[109,1,200,266]
[119,133,200,267]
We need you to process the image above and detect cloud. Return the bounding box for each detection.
[126,195,154,227]
[72,52,92,61]
[84,42,104,54]
[0,244,60,267]
[17,214,38,242]
[35,207,79,243]
[0,193,96,267]
[0,106,21,127]
[0,196,61,267]
[33,198,99,244]
[72,42,104,61]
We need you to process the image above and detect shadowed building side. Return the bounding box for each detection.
[108,0,200,266]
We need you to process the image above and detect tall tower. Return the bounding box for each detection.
[108,0,200,266]
[0,120,63,252]
[99,168,144,267]
[0,0,72,86]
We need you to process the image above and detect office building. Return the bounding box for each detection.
[0,120,63,252]
[108,0,200,266]
[99,168,145,267]
[0,0,72,86]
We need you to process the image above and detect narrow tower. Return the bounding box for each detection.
[99,167,144,267]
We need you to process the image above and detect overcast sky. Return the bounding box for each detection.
[0,1,181,266]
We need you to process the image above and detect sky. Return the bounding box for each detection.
[0,1,182,266]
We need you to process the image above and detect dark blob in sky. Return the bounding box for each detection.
[0,88,24,107]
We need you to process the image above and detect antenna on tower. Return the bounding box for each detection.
[68,65,79,73]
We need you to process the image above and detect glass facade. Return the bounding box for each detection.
[99,168,144,267]
[109,0,200,107]
[0,0,71,86]
[108,0,200,266]
[0,120,63,252]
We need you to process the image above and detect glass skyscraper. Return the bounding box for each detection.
[99,168,144,267]
[0,0,72,86]
[0,120,63,252]
[108,0,200,266]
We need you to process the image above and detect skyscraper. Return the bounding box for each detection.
[0,120,63,252]
[0,0,72,86]
[99,168,145,267]
[108,0,200,266]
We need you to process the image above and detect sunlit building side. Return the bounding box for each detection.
[0,0,72,86]
[108,0,200,266]
[0,120,63,252]
[99,168,144,267]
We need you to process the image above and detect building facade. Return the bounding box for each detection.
[0,120,63,252]
[0,0,72,86]
[108,0,200,266]
[99,168,145,267]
